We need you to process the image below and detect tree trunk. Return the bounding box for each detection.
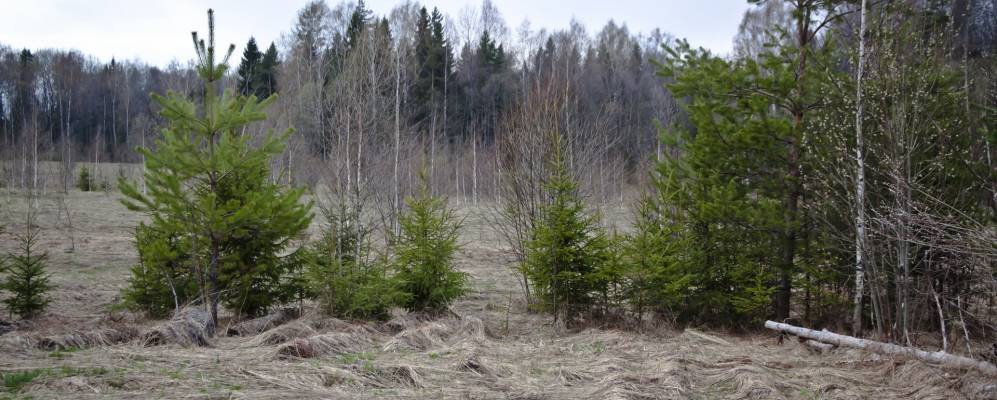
[472,131,478,204]
[853,0,868,337]
[393,44,401,234]
[764,320,997,375]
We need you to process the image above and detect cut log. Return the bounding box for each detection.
[765,320,997,375]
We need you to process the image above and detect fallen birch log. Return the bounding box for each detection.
[765,320,997,375]
[803,339,834,353]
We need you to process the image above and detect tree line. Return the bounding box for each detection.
[0,0,675,205]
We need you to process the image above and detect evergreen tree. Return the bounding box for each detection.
[413,7,453,125]
[12,49,35,137]
[258,42,280,98]
[520,136,612,322]
[478,31,504,71]
[2,210,54,320]
[304,203,403,320]
[393,171,467,312]
[122,224,197,318]
[346,0,371,52]
[651,35,833,324]
[76,166,92,192]
[119,9,313,323]
[237,37,263,97]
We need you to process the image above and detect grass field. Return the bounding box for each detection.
[0,187,993,399]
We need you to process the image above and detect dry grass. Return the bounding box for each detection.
[36,326,139,351]
[243,321,317,347]
[227,308,299,337]
[275,331,376,360]
[0,183,994,399]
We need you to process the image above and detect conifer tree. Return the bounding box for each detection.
[521,135,611,322]
[304,203,402,320]
[237,37,263,97]
[2,209,53,320]
[413,7,453,124]
[393,171,467,312]
[652,35,834,324]
[76,166,92,192]
[119,9,312,323]
[258,42,280,98]
[346,0,371,52]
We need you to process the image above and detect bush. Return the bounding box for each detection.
[393,175,467,312]
[2,210,54,320]
[76,166,92,192]
[520,145,611,322]
[304,204,403,320]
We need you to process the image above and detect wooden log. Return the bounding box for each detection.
[764,320,997,375]
[803,339,834,353]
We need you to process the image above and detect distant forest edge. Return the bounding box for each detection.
[0,0,683,201]
[1,1,993,201]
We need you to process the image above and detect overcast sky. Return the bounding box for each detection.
[1,0,752,67]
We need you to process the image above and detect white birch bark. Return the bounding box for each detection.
[765,321,997,375]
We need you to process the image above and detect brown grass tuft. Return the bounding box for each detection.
[37,326,139,350]
[244,321,317,347]
[352,364,425,388]
[226,308,298,337]
[275,332,374,359]
[382,321,451,351]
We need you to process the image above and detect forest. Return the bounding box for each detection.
[0,0,995,398]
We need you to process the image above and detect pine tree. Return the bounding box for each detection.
[520,136,611,322]
[393,171,467,312]
[119,9,313,323]
[237,37,263,97]
[651,36,831,324]
[2,209,54,320]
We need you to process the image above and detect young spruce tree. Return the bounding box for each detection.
[119,10,312,323]
[2,209,53,320]
[393,171,467,312]
[304,202,402,320]
[521,135,611,323]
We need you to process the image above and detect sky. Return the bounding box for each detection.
[1,0,752,67]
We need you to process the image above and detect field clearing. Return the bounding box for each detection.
[0,189,993,399]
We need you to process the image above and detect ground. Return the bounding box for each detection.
[0,186,993,399]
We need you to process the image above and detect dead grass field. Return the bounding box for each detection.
[0,187,994,399]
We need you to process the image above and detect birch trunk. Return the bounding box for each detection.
[393,44,401,234]
[853,0,868,337]
[765,321,997,375]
